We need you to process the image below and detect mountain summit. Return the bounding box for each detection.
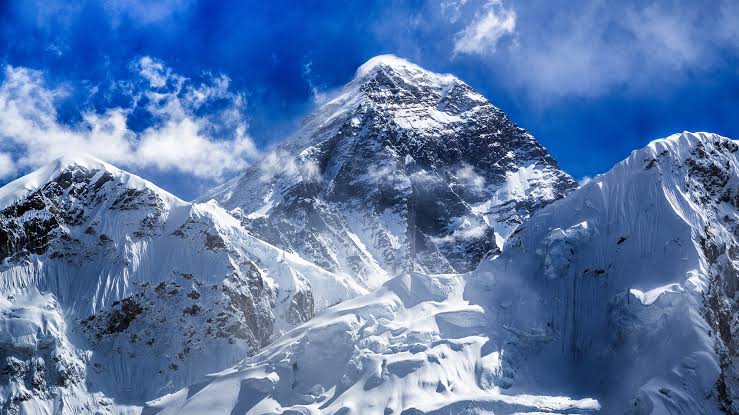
[202,55,576,286]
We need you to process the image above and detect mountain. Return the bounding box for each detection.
[150,132,737,415]
[201,55,576,287]
[0,155,363,414]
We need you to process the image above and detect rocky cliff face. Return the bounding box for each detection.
[0,155,362,414]
[202,55,576,287]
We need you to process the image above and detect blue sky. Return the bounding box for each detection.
[0,0,737,199]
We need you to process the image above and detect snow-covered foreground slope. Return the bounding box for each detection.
[149,132,737,414]
[202,55,576,287]
[0,155,363,413]
[146,272,600,415]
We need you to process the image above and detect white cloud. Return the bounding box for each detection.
[0,57,258,180]
[578,176,592,187]
[365,165,393,182]
[430,214,488,244]
[452,0,516,56]
[495,0,739,101]
[136,56,171,88]
[0,153,16,179]
[454,164,485,191]
[258,150,321,183]
[440,0,469,24]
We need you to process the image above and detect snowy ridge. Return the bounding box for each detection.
[0,154,184,211]
[0,157,363,413]
[151,131,737,414]
[480,131,738,413]
[354,54,457,82]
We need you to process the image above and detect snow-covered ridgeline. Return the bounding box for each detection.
[480,131,738,413]
[0,155,363,413]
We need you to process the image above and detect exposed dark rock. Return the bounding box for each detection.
[105,298,143,334]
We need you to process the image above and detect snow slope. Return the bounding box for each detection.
[0,155,363,414]
[201,55,576,287]
[146,271,600,415]
[149,132,737,415]
[479,132,737,413]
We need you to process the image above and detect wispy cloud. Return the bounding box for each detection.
[0,57,257,180]
[0,153,15,179]
[103,0,195,26]
[495,0,739,101]
[577,176,592,187]
[301,61,329,105]
[454,164,485,191]
[452,0,516,56]
[258,150,321,183]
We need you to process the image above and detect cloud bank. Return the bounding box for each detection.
[489,0,739,100]
[0,56,257,180]
[393,0,738,103]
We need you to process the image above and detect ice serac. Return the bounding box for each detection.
[156,132,737,414]
[201,54,576,287]
[0,155,363,414]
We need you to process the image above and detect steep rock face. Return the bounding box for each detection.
[154,132,737,415]
[0,155,363,413]
[202,55,576,287]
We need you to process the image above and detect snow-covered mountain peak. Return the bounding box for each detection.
[45,152,111,171]
[203,57,576,284]
[0,153,366,412]
[483,130,739,412]
[0,153,184,211]
[584,131,736,191]
[637,131,730,161]
[353,54,458,87]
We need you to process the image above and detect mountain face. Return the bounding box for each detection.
[0,155,362,414]
[150,132,737,415]
[202,55,576,287]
